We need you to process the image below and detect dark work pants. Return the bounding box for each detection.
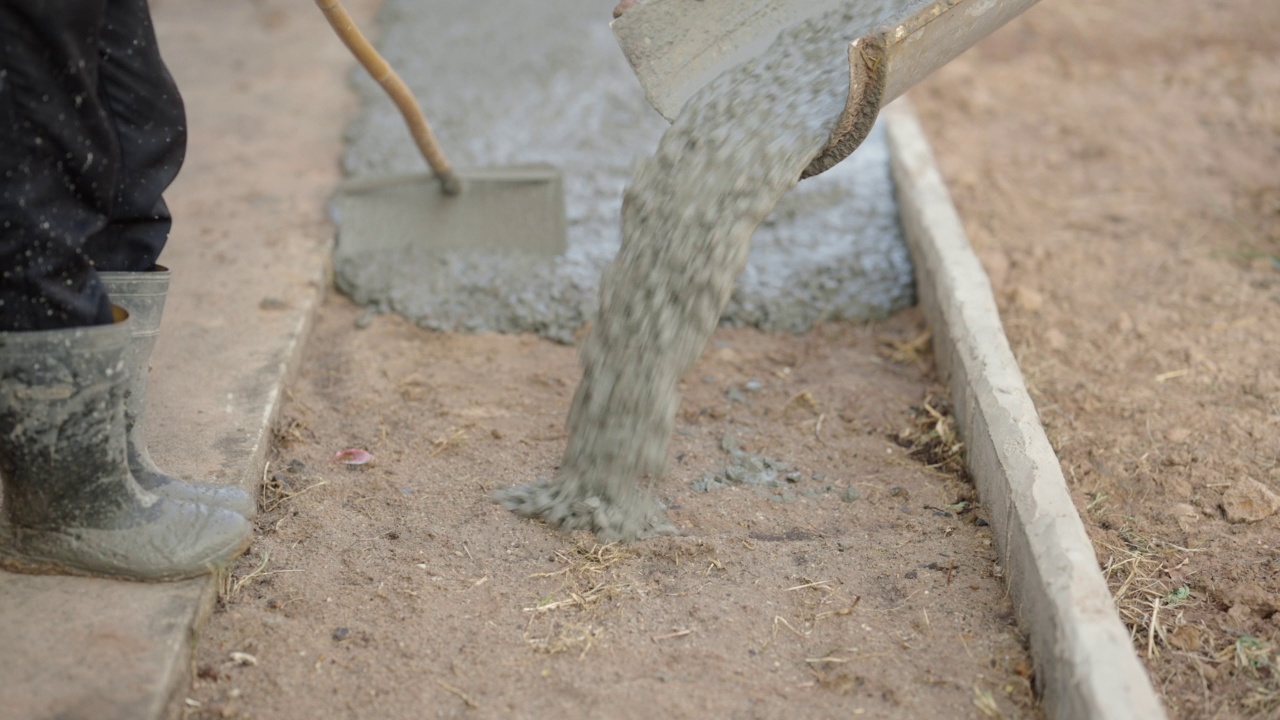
[0,0,185,331]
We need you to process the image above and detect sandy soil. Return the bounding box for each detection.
[910,1,1280,718]
[187,299,1038,719]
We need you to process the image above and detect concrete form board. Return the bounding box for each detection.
[882,100,1167,720]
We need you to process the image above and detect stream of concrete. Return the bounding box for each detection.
[496,1,904,539]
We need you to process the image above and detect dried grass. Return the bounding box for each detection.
[217,549,304,604]
[893,391,968,481]
[1100,530,1188,659]
[521,542,636,658]
[258,460,329,513]
[880,327,933,372]
[1101,529,1280,718]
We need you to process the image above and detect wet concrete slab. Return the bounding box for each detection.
[334,0,914,343]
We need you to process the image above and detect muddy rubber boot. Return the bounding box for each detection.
[0,310,252,581]
[99,267,256,518]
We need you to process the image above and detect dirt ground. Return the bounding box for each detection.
[188,299,1039,719]
[910,1,1280,718]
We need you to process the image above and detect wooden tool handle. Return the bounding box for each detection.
[315,0,462,195]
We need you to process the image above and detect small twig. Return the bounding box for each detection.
[652,629,693,642]
[528,567,575,579]
[265,479,330,512]
[1147,594,1161,659]
[231,551,272,596]
[825,595,864,618]
[249,569,304,581]
[946,558,956,586]
[785,580,831,592]
[229,651,258,666]
[922,399,945,422]
[773,615,808,639]
[434,679,477,708]
[958,632,975,660]
[1086,492,1108,511]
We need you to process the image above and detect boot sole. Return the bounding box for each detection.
[0,527,253,583]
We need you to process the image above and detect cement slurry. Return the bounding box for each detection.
[335,0,913,342]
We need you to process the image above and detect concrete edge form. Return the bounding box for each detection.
[160,272,329,720]
[881,98,1168,720]
[163,574,220,720]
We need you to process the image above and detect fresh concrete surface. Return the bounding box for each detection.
[883,100,1168,720]
[334,0,914,343]
[0,1,366,718]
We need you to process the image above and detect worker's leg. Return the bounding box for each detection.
[82,0,187,272]
[0,0,117,330]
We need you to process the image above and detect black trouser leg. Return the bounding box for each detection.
[82,0,186,273]
[0,0,185,331]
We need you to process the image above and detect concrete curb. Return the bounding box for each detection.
[882,99,1168,720]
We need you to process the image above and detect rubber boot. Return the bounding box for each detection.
[99,267,256,518]
[0,308,252,581]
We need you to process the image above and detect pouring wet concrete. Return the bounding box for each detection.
[334,0,913,342]
[497,2,911,541]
